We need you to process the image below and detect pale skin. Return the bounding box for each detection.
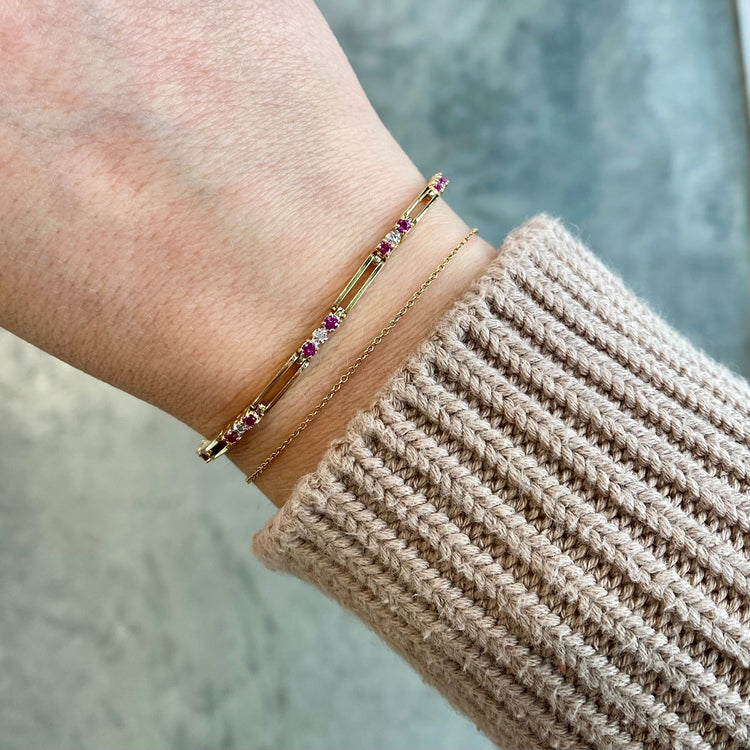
[0,0,498,507]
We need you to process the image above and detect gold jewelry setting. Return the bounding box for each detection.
[245,227,479,484]
[197,173,449,463]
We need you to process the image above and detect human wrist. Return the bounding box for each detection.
[0,0,503,508]
[186,168,497,507]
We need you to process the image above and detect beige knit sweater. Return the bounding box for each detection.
[253,214,750,750]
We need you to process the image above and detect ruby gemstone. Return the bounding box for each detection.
[324,314,340,330]
[378,240,392,255]
[242,413,258,427]
[224,430,240,444]
[396,218,412,233]
[301,341,317,357]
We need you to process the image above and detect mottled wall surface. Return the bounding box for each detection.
[1,2,747,749]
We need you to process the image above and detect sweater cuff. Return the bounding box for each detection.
[252,214,750,750]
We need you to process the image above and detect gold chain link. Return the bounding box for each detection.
[246,228,479,484]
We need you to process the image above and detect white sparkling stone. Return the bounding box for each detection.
[234,420,248,433]
[312,327,329,344]
[385,231,401,247]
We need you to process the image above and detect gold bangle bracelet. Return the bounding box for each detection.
[245,228,479,484]
[197,173,449,463]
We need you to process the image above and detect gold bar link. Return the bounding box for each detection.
[334,253,387,316]
[255,352,306,411]
[197,172,449,463]
[402,175,444,225]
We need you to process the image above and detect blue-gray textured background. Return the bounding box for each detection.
[1,1,748,749]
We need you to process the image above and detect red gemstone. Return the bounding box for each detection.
[396,218,412,233]
[224,430,240,444]
[301,341,317,357]
[199,452,210,462]
[324,314,340,330]
[242,413,258,427]
[435,176,447,192]
[378,240,392,255]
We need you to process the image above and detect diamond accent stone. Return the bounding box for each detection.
[385,230,401,247]
[312,327,329,345]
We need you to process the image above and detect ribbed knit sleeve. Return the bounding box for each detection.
[252,214,750,750]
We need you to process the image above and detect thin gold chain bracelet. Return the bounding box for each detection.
[197,173,449,463]
[245,227,479,484]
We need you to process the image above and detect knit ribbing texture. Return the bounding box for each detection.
[253,214,750,750]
